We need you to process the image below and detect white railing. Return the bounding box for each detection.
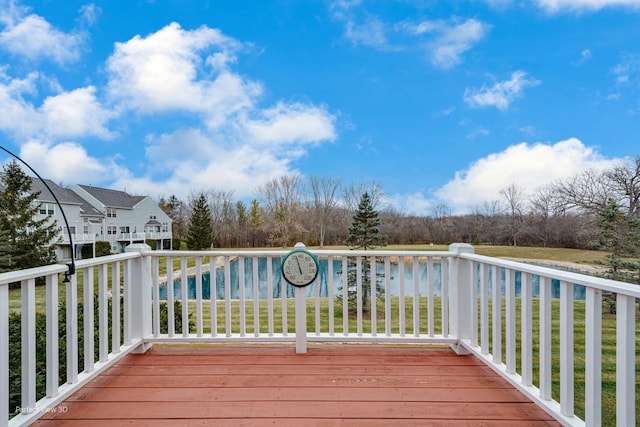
[1,243,637,426]
[144,231,171,240]
[115,232,171,241]
[60,233,95,244]
[455,251,640,427]
[116,232,146,241]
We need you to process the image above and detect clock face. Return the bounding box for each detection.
[281,250,319,287]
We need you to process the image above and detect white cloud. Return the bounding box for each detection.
[41,86,115,139]
[386,191,435,216]
[421,18,489,69]
[536,0,640,13]
[101,23,336,198]
[464,71,540,111]
[79,4,100,27]
[19,140,108,184]
[106,22,262,128]
[435,138,619,214]
[344,17,387,48]
[398,18,489,68]
[331,4,488,68]
[0,71,113,140]
[1,20,336,199]
[0,9,85,64]
[612,54,640,86]
[244,102,337,145]
[580,48,592,61]
[0,70,40,138]
[130,128,295,197]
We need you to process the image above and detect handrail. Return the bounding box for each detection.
[2,245,638,426]
[461,252,640,298]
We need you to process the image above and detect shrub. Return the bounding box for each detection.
[95,241,111,257]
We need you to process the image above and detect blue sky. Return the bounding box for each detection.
[0,0,639,214]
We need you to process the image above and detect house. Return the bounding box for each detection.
[9,178,173,261]
[71,184,172,254]
[30,179,102,260]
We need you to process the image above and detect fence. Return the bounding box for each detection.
[1,243,637,426]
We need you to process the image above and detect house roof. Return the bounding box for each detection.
[77,184,146,209]
[0,178,103,217]
[31,179,103,217]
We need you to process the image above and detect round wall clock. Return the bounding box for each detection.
[281,249,319,287]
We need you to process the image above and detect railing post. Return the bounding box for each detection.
[295,286,307,354]
[1,283,8,426]
[448,243,474,355]
[126,243,153,353]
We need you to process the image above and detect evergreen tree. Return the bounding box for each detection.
[0,228,12,269]
[236,200,248,247]
[187,193,213,250]
[344,192,387,249]
[248,199,262,247]
[596,198,640,285]
[341,192,387,312]
[0,161,59,273]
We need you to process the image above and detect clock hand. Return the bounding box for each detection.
[295,257,303,274]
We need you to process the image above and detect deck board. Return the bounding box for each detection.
[34,344,560,426]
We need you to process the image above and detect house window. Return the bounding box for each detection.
[120,226,130,234]
[84,226,89,234]
[150,213,157,220]
[162,222,169,233]
[39,203,55,215]
[107,226,117,235]
[107,208,117,218]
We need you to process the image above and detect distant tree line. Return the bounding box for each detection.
[161,154,639,279]
[159,156,638,251]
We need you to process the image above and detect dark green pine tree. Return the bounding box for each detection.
[596,198,640,286]
[187,193,213,250]
[341,192,387,312]
[344,192,387,250]
[0,161,59,273]
[0,227,12,270]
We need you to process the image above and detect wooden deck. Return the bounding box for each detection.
[34,344,560,426]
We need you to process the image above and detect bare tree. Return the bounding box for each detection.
[256,175,305,247]
[308,176,342,247]
[529,185,562,247]
[500,183,527,246]
[200,189,235,247]
[553,169,611,214]
[472,200,504,245]
[342,181,385,212]
[605,156,640,219]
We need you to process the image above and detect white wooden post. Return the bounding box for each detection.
[126,243,153,353]
[45,273,59,397]
[616,293,636,426]
[1,283,8,425]
[295,286,307,354]
[21,278,36,413]
[448,243,474,355]
[292,242,310,354]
